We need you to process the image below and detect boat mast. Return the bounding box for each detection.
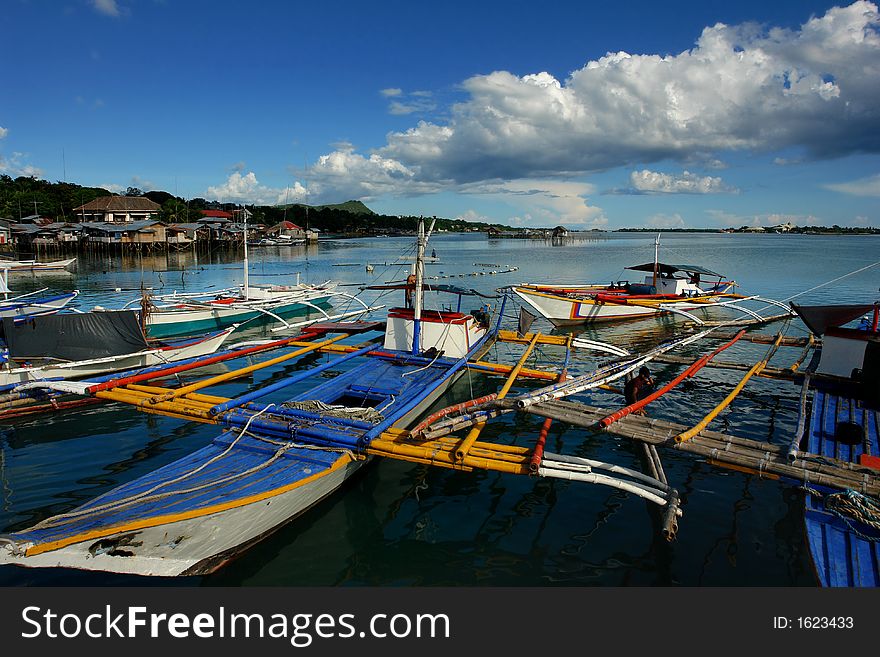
[652,233,660,289]
[412,218,426,355]
[242,205,249,300]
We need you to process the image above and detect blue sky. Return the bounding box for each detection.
[2,0,879,229]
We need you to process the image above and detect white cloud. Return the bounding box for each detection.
[0,152,43,178]
[295,3,879,227]
[629,169,736,194]
[370,2,880,183]
[205,172,292,205]
[383,89,436,115]
[99,182,125,194]
[707,209,822,226]
[465,179,606,226]
[93,0,121,17]
[0,127,7,139]
[455,209,493,223]
[93,0,122,17]
[824,173,880,196]
[647,213,687,229]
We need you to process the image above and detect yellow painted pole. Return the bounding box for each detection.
[456,333,541,461]
[675,333,785,443]
[148,333,351,404]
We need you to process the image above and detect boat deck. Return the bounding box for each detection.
[804,389,880,587]
[0,355,457,559]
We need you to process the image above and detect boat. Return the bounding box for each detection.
[0,268,78,320]
[0,310,235,390]
[95,212,355,338]
[0,257,77,273]
[789,302,880,586]
[510,235,789,326]
[120,281,342,339]
[0,220,500,576]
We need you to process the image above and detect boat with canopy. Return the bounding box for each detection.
[510,235,790,326]
[0,310,235,390]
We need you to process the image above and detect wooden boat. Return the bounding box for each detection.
[0,220,498,576]
[124,281,341,339]
[0,311,235,389]
[99,217,349,338]
[511,236,788,326]
[0,257,77,273]
[0,269,78,319]
[790,302,880,586]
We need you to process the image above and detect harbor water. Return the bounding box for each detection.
[1,231,878,586]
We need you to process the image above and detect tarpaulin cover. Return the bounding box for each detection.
[1,311,149,361]
[790,303,876,337]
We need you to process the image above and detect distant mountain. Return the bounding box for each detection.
[279,200,376,215]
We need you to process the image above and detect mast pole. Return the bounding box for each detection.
[243,205,249,300]
[652,233,660,289]
[412,218,426,355]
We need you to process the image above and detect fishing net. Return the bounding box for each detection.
[280,400,385,423]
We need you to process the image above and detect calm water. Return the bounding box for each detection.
[1,232,878,586]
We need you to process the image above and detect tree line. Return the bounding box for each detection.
[0,175,512,233]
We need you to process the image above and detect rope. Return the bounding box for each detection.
[803,486,880,542]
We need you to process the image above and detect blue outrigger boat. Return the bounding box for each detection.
[792,303,880,587]
[0,220,501,576]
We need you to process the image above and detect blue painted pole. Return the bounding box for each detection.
[208,343,376,416]
[359,326,498,445]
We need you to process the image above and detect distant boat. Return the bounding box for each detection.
[0,311,235,389]
[0,268,78,320]
[511,235,788,326]
[0,257,77,273]
[108,282,341,339]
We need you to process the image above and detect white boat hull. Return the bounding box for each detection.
[0,327,234,387]
[0,358,473,576]
[513,286,727,326]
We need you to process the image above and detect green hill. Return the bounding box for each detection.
[279,200,375,215]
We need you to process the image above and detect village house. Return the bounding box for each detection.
[0,218,13,245]
[166,223,209,248]
[74,196,161,223]
[265,220,306,241]
[82,220,167,247]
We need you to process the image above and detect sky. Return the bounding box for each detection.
[2,0,879,229]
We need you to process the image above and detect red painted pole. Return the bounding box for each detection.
[529,368,567,473]
[86,330,322,394]
[598,329,746,428]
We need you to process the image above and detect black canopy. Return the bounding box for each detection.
[1,311,149,361]
[626,263,724,277]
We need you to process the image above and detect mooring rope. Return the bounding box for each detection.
[802,486,880,542]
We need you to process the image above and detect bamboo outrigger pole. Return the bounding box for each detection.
[455,332,541,461]
[674,332,785,443]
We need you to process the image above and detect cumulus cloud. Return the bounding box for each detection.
[455,209,493,223]
[367,2,880,184]
[0,152,43,178]
[464,178,606,226]
[294,2,878,227]
[382,89,437,115]
[627,169,737,194]
[93,0,121,17]
[707,209,822,226]
[646,213,687,228]
[824,173,880,196]
[205,172,293,205]
[0,127,7,139]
